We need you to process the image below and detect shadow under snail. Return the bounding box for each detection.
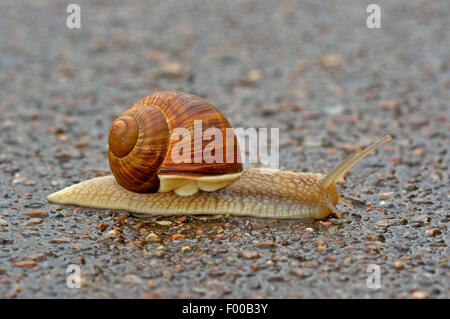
[47,91,392,219]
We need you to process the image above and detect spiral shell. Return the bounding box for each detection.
[108,91,243,194]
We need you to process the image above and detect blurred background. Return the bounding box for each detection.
[1,0,448,173]
[0,0,448,298]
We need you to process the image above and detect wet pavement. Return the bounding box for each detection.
[0,0,448,298]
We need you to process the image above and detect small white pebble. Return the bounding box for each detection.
[379,192,393,199]
[156,220,172,226]
[146,233,159,242]
[105,229,120,238]
[181,246,191,253]
[23,218,43,226]
[305,227,314,232]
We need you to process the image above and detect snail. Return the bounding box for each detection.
[47,91,392,219]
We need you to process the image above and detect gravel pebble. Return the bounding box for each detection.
[238,250,261,259]
[23,218,43,226]
[290,267,311,279]
[146,233,159,242]
[48,237,71,244]
[256,241,276,248]
[122,274,143,285]
[424,229,441,237]
[13,260,36,268]
[181,246,191,253]
[156,221,172,226]
[394,261,404,269]
[23,210,48,217]
[412,290,428,299]
[375,218,407,227]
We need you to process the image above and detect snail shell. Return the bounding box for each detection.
[108,91,242,195]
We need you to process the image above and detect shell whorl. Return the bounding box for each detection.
[108,116,140,158]
[108,106,170,193]
[108,91,243,193]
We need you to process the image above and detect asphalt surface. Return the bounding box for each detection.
[0,0,448,298]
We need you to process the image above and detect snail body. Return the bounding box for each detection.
[47,91,391,219]
[47,168,335,219]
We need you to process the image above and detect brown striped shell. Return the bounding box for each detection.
[108,91,243,194]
